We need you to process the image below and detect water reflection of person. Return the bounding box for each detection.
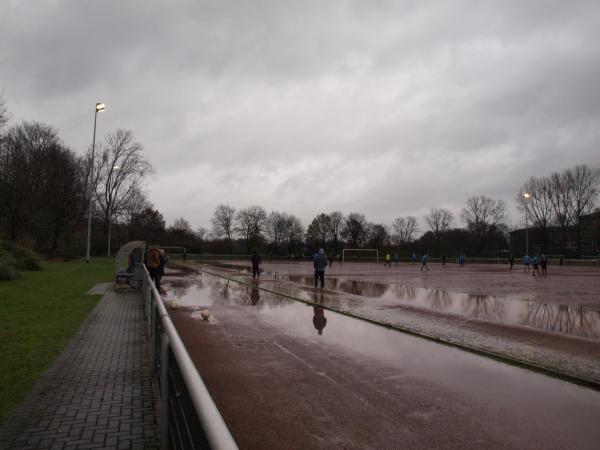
[250,286,260,305]
[313,306,327,335]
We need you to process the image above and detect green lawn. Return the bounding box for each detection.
[0,258,113,425]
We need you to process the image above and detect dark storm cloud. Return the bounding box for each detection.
[2,0,600,229]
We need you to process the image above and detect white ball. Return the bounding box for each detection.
[200,309,211,320]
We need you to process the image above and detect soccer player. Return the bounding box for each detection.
[421,254,429,271]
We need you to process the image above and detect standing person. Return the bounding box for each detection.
[459,254,465,267]
[158,249,168,291]
[393,253,399,267]
[523,254,530,272]
[421,254,429,271]
[313,248,328,288]
[411,253,417,264]
[384,253,391,267]
[540,254,548,277]
[146,245,162,289]
[251,251,262,278]
[532,254,541,276]
[329,254,334,268]
[509,254,515,271]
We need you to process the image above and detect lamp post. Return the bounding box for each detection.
[107,165,119,257]
[85,102,106,263]
[523,192,531,256]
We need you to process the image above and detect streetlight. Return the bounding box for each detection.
[107,165,119,257]
[85,102,106,263]
[523,192,531,256]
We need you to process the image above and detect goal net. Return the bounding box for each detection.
[342,249,379,263]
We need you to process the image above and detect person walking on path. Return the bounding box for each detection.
[421,254,429,271]
[523,254,530,272]
[411,253,417,264]
[459,254,465,267]
[251,251,262,278]
[384,253,392,267]
[509,254,515,270]
[541,254,548,277]
[532,254,541,276]
[393,253,399,267]
[314,248,328,288]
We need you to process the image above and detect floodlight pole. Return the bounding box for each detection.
[85,102,106,263]
[523,192,531,256]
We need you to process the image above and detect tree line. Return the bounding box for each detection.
[516,165,600,256]
[0,95,157,257]
[1,94,598,258]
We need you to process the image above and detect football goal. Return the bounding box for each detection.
[342,248,379,263]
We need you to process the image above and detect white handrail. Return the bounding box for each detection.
[143,265,238,450]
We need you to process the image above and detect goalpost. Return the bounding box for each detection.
[342,249,379,263]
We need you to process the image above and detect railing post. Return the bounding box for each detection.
[160,333,170,450]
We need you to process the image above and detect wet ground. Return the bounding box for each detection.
[160,262,600,449]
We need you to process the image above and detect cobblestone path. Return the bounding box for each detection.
[0,289,159,450]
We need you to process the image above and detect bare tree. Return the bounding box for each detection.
[306,213,331,249]
[265,211,288,253]
[366,223,389,250]
[0,122,63,240]
[328,211,345,254]
[342,212,367,248]
[424,208,453,254]
[93,129,153,254]
[196,226,208,241]
[566,165,600,256]
[211,204,236,253]
[461,196,507,250]
[517,176,554,250]
[122,187,152,226]
[0,93,8,131]
[172,217,192,233]
[392,216,418,247]
[236,205,267,253]
[283,214,304,254]
[548,171,575,253]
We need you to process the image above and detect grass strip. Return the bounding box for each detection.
[0,258,113,424]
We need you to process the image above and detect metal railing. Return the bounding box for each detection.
[141,265,238,450]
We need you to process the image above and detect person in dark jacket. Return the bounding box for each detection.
[313,248,328,288]
[251,251,262,278]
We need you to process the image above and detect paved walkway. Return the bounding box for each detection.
[0,289,159,450]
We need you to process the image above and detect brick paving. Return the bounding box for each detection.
[0,289,159,450]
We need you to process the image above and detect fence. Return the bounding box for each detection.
[141,265,238,450]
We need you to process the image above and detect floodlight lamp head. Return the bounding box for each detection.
[523,192,531,199]
[95,102,106,112]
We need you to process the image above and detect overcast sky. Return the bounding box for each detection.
[2,0,600,232]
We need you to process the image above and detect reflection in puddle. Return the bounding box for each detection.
[161,273,293,310]
[167,269,600,448]
[279,275,600,340]
[168,269,600,340]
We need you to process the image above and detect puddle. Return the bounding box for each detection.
[164,270,600,447]
[277,275,600,340]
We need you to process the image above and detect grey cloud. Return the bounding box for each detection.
[2,0,600,229]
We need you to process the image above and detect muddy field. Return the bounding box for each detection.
[161,260,600,449]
